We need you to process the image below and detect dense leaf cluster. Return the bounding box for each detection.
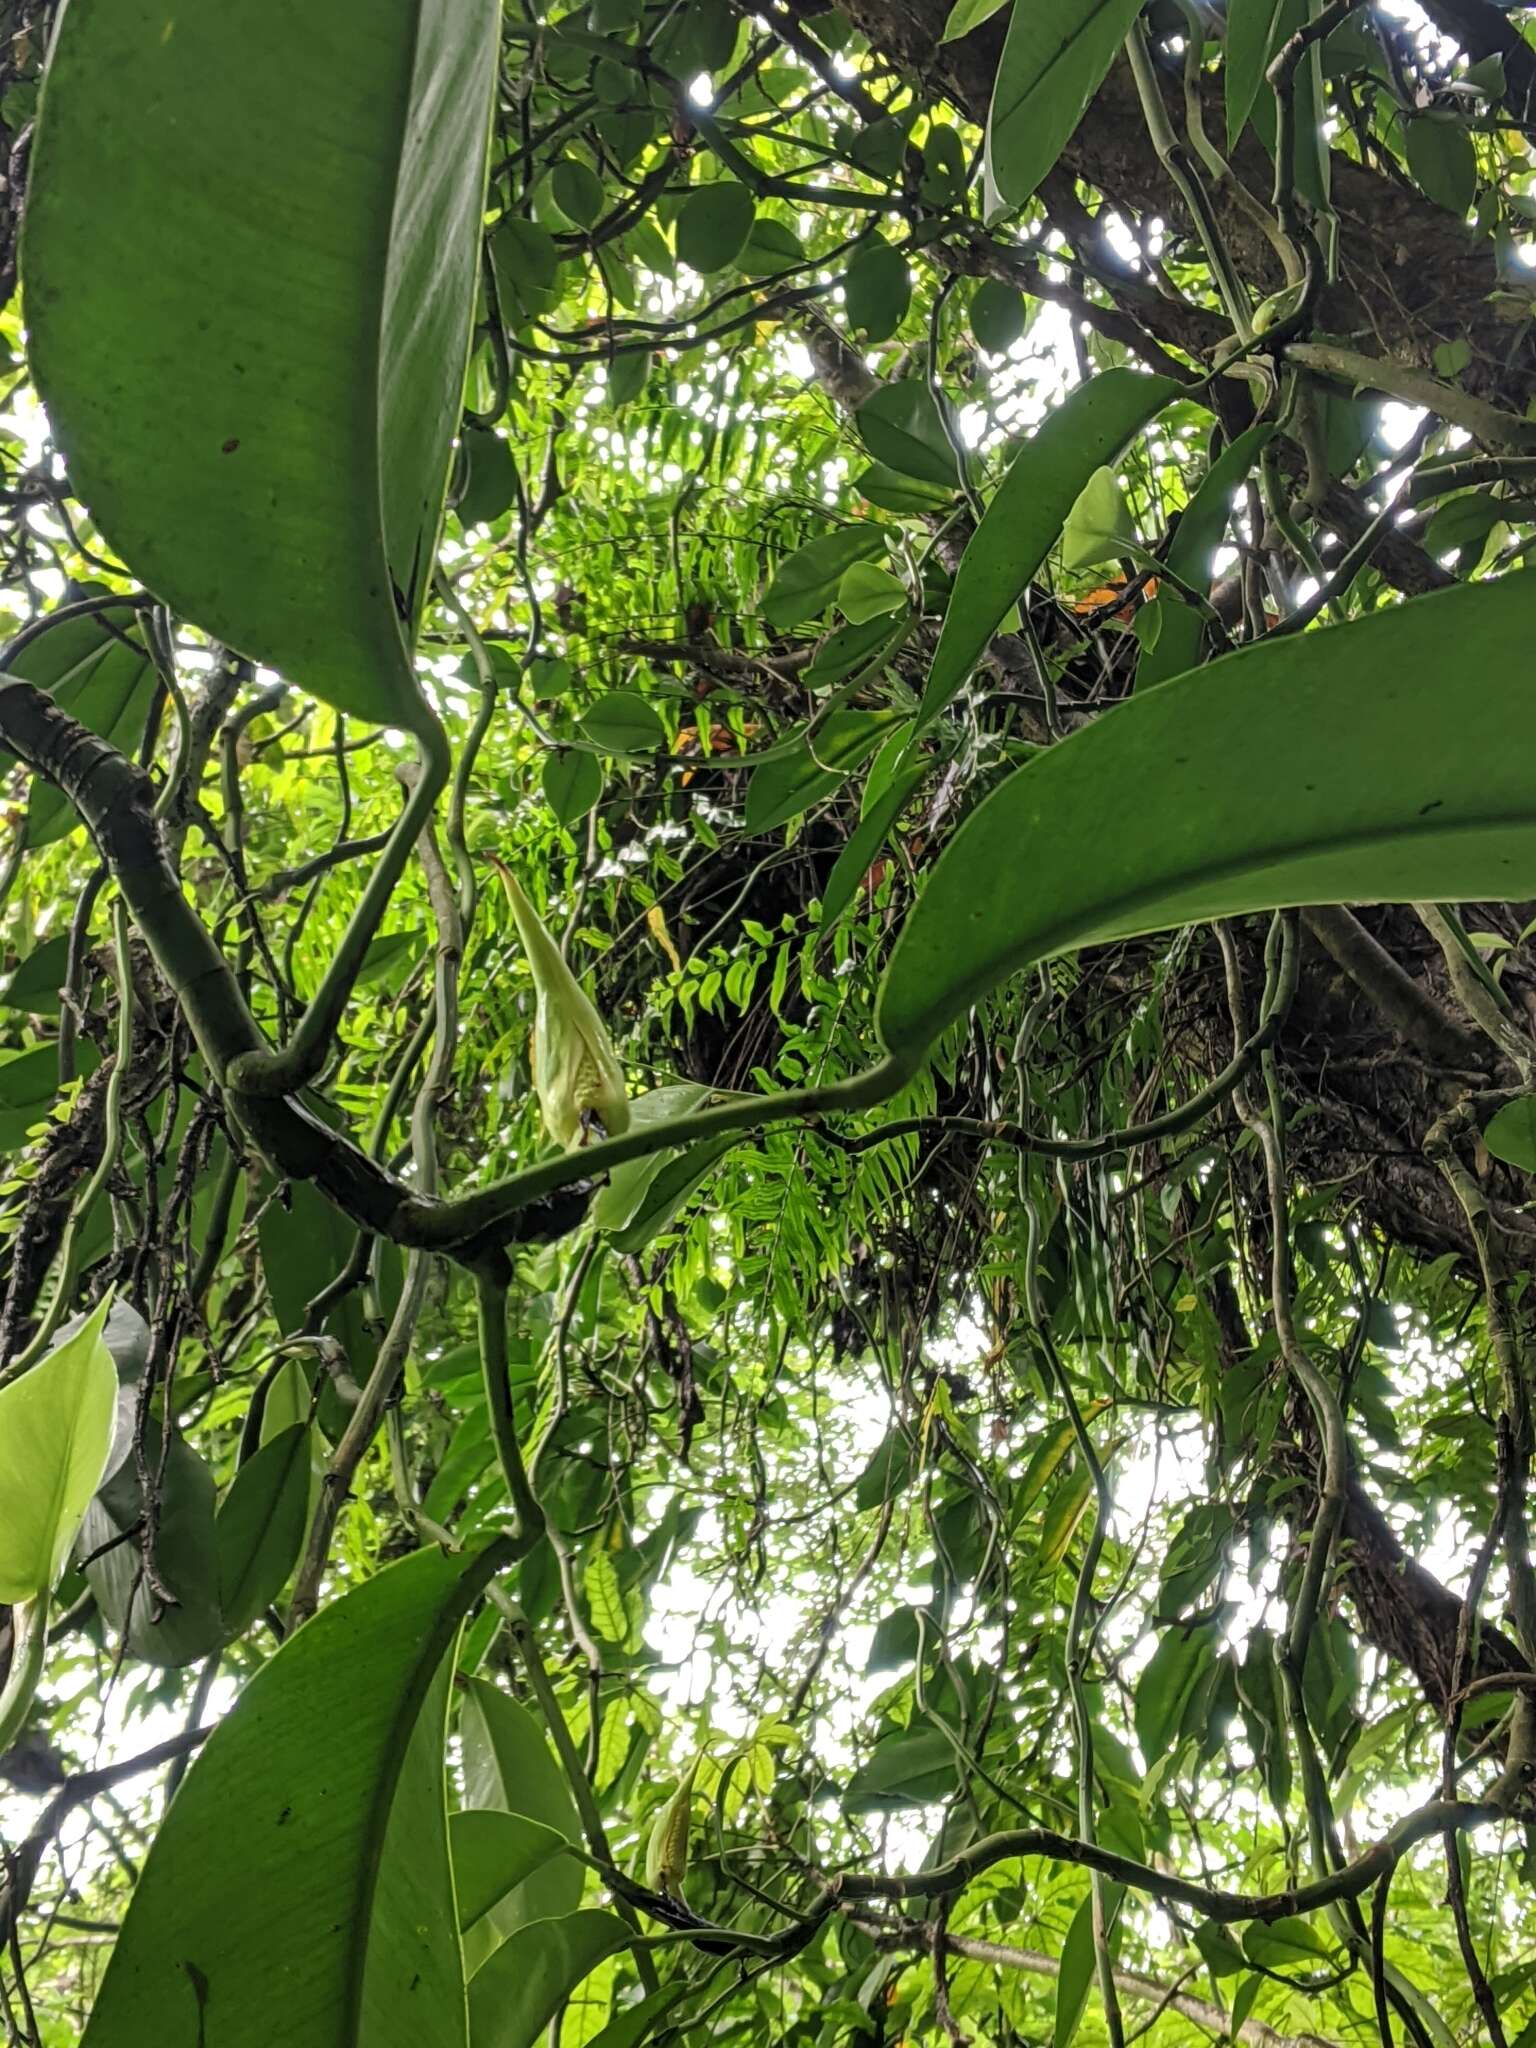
[0,1,1534,2045]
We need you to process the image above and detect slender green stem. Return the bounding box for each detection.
[286,762,466,1620]
[476,1268,545,1547]
[409,1054,915,1249]
[502,1602,660,1990]
[435,576,503,928]
[1041,1318,1124,2046]
[0,1599,48,1755]
[1125,23,1252,339]
[227,712,453,1098]
[528,1234,600,1490]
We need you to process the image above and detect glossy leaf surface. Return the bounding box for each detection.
[449,1810,571,1933]
[467,1912,632,2048]
[26,0,500,732]
[918,372,1179,728]
[883,572,1536,1053]
[215,1423,314,1638]
[986,0,1146,206]
[81,1539,509,2047]
[459,1678,584,1936]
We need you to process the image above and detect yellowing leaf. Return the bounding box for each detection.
[647,902,683,974]
[0,1298,117,1604]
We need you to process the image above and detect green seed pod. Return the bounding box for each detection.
[490,859,630,1150]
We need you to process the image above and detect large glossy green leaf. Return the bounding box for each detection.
[852,1429,920,1512]
[580,690,667,756]
[970,278,1030,354]
[258,1178,357,1335]
[255,1178,399,1439]
[843,240,911,343]
[467,1911,632,2048]
[58,1297,151,1391]
[608,1138,735,1254]
[819,765,926,929]
[675,182,756,272]
[1404,113,1477,215]
[1053,1895,1097,2048]
[582,1988,689,2048]
[985,0,1147,208]
[1060,465,1134,573]
[0,1041,93,1154]
[944,0,1011,38]
[460,1678,584,1942]
[1225,0,1290,147]
[1136,423,1275,690]
[450,1810,572,1933]
[855,381,961,487]
[1226,0,1327,208]
[81,1538,510,2048]
[1483,1096,1536,1171]
[26,0,500,734]
[763,526,888,633]
[1054,1884,1124,2047]
[590,1083,736,1252]
[1,933,71,1016]
[215,1423,314,1638]
[917,372,1179,729]
[881,571,1536,1055]
[591,1085,711,1235]
[842,1725,958,1811]
[1135,1626,1216,1766]
[745,711,905,834]
[0,1298,115,1603]
[80,1423,224,1668]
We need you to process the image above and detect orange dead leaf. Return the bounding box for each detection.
[1072,575,1158,625]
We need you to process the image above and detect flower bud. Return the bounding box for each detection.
[490,859,630,1150]
[644,1754,700,1899]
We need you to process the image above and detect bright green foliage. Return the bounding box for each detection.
[1135,422,1275,687]
[676,183,758,272]
[918,371,1179,725]
[0,1298,115,1603]
[3,0,1536,2044]
[458,1678,585,1935]
[763,526,890,630]
[467,1912,632,2048]
[214,1423,314,1636]
[450,1810,572,1933]
[1060,464,1135,572]
[2,612,155,846]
